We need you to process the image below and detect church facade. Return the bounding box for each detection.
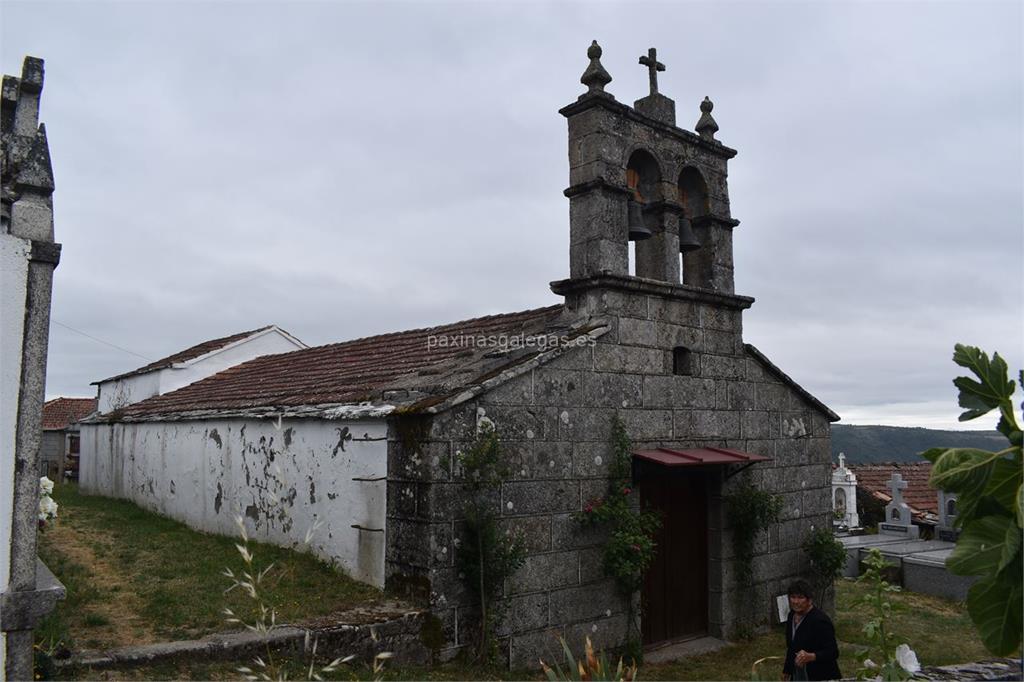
[81,42,836,666]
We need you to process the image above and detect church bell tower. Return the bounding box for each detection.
[554,41,740,293]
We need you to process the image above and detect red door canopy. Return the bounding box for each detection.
[632,446,771,467]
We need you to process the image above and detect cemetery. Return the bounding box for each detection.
[832,464,976,602]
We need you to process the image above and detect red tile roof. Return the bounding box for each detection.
[116,306,568,419]
[42,397,98,430]
[93,326,275,384]
[849,461,937,521]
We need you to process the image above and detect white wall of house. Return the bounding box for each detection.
[0,234,31,672]
[96,371,160,413]
[96,328,305,413]
[79,417,388,587]
[158,328,303,395]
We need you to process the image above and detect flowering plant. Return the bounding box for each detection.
[576,418,660,597]
[38,476,58,529]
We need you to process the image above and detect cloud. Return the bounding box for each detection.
[2,1,1020,428]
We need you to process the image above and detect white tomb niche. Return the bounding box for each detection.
[831,453,860,529]
[936,489,960,542]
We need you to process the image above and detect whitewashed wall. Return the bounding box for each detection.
[79,418,388,587]
[0,234,31,672]
[158,329,304,395]
[96,371,160,413]
[96,328,305,413]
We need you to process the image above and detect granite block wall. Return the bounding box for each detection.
[385,288,832,667]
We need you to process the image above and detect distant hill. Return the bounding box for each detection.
[831,424,1004,464]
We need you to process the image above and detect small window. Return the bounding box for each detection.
[890,508,901,521]
[946,499,957,517]
[673,346,695,376]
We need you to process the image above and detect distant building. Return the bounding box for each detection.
[40,397,97,479]
[93,325,305,413]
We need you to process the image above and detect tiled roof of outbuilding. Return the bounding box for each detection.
[93,326,282,384]
[850,461,937,520]
[42,397,98,430]
[114,306,579,420]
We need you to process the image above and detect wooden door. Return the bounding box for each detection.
[640,469,709,645]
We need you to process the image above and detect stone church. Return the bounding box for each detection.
[81,42,836,665]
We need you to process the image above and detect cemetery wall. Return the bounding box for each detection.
[79,417,389,586]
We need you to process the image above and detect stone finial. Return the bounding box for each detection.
[695,96,719,140]
[14,123,55,193]
[580,40,612,95]
[2,75,18,103]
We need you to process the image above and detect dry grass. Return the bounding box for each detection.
[36,482,384,654]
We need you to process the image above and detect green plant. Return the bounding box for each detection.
[724,483,782,584]
[456,423,526,663]
[802,527,847,607]
[921,345,1022,656]
[539,636,638,682]
[577,418,660,653]
[854,549,919,681]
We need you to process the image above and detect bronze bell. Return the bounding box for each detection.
[627,199,653,241]
[678,216,701,252]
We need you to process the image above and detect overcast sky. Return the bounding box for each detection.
[2,1,1021,430]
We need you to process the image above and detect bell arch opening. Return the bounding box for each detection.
[678,167,709,281]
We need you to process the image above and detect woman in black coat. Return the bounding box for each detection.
[782,580,841,681]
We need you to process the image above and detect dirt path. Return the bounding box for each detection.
[44,520,161,650]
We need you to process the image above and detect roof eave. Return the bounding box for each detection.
[744,343,840,422]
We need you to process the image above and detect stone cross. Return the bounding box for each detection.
[887,472,908,506]
[838,452,846,470]
[639,47,665,95]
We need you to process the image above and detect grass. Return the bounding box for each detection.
[36,482,383,654]
[641,579,991,680]
[56,578,994,681]
[37,484,993,680]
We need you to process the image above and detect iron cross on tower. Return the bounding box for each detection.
[639,47,665,95]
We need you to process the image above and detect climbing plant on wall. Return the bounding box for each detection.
[455,422,526,663]
[724,482,782,585]
[577,417,660,657]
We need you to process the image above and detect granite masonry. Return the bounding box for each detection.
[80,43,837,668]
[384,43,838,665]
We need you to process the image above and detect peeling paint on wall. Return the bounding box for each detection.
[78,418,388,587]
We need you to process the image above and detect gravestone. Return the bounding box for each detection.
[878,473,919,539]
